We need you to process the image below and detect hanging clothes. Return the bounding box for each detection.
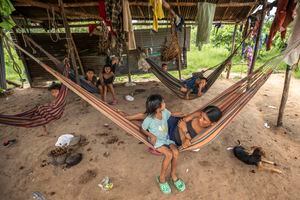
[0,0,16,30]
[266,0,297,50]
[150,0,165,32]
[195,2,216,50]
[123,0,136,50]
[284,4,300,66]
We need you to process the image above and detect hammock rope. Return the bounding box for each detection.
[1,33,298,151]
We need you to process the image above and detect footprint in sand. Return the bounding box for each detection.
[78,169,97,184]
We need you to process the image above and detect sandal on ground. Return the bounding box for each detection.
[172,178,186,192]
[156,176,171,194]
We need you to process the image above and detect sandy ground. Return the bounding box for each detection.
[0,73,300,200]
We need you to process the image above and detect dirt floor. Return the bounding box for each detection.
[0,73,300,200]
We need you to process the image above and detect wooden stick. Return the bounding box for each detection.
[6,80,21,87]
[71,37,84,75]
[226,23,238,79]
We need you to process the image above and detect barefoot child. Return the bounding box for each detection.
[138,94,186,194]
[98,65,117,104]
[180,76,207,99]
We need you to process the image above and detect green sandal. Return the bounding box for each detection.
[172,178,186,192]
[156,176,171,194]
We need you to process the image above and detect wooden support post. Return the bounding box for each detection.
[277,64,296,127]
[177,53,182,80]
[59,0,79,84]
[248,0,267,75]
[0,32,6,89]
[127,49,132,83]
[226,22,238,79]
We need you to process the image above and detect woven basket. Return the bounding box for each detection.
[161,25,180,62]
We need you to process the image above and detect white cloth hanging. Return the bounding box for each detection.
[284,3,300,66]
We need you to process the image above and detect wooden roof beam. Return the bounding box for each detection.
[15,1,259,8]
[130,2,258,7]
[14,1,99,7]
[14,0,100,19]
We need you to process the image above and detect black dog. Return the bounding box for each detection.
[232,142,282,174]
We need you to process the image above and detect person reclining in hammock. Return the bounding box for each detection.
[126,105,222,149]
[48,82,62,99]
[85,68,97,86]
[180,76,208,99]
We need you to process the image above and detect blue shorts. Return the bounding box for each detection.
[168,116,181,146]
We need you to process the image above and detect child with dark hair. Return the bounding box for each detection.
[139,94,186,194]
[98,65,117,104]
[85,68,97,86]
[180,76,208,99]
[161,63,168,72]
[48,82,62,98]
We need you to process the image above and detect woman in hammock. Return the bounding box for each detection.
[180,76,208,99]
[126,105,222,148]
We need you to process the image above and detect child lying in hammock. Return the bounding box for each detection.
[48,82,62,98]
[126,105,222,149]
[128,94,186,194]
[180,76,207,99]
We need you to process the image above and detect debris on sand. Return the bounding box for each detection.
[106,136,119,144]
[79,169,97,184]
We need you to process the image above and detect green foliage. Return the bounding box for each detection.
[3,38,27,87]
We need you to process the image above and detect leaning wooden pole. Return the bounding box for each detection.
[226,22,238,79]
[59,0,79,84]
[248,0,267,75]
[71,36,84,75]
[277,62,298,127]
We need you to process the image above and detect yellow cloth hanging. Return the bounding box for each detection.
[150,0,164,32]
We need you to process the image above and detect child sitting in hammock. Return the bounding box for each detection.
[137,94,186,194]
[85,68,97,86]
[180,76,208,99]
[126,105,222,149]
[98,65,117,105]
